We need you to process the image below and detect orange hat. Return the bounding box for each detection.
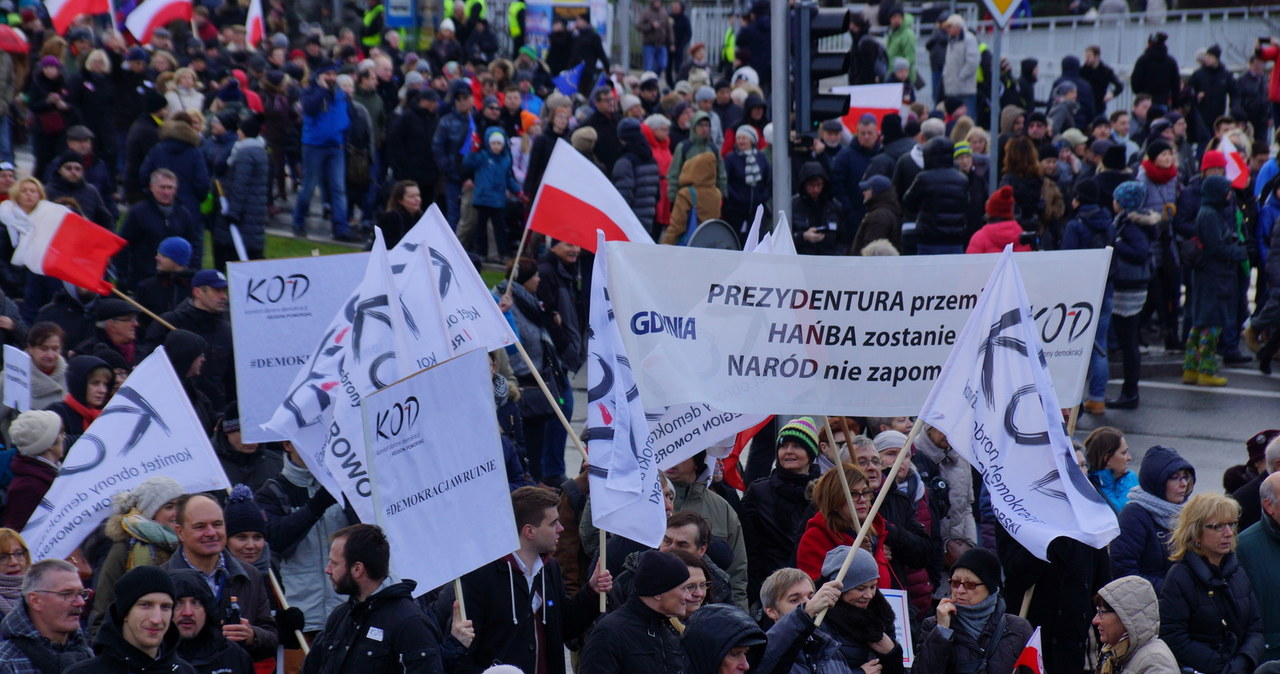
[520,109,539,135]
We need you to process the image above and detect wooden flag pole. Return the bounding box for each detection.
[513,341,589,463]
[819,419,861,534]
[267,568,310,655]
[453,578,467,622]
[1019,585,1036,619]
[815,418,924,627]
[111,287,176,330]
[598,529,607,613]
[502,223,533,302]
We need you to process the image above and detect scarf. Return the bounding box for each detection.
[742,150,763,187]
[62,392,101,426]
[1098,635,1132,674]
[954,592,999,640]
[0,572,23,616]
[1141,159,1178,185]
[825,593,896,645]
[1127,485,1182,532]
[120,508,178,571]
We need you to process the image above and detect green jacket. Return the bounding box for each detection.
[671,479,747,610]
[1238,515,1280,662]
[667,111,727,203]
[885,13,916,82]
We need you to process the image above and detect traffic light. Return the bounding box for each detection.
[794,2,851,132]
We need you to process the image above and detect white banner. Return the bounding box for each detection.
[881,589,914,667]
[363,349,518,594]
[228,253,369,443]
[606,245,1110,415]
[21,348,230,560]
[919,249,1119,560]
[4,345,30,411]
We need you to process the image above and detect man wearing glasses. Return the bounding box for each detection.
[0,559,94,674]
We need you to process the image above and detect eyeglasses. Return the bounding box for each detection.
[1203,521,1239,532]
[1168,472,1192,483]
[0,549,28,563]
[948,579,985,591]
[1095,607,1115,616]
[855,457,883,469]
[33,588,93,602]
[680,582,710,594]
[109,315,138,323]
[851,489,876,502]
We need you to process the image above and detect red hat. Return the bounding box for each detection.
[1200,150,1227,172]
[288,49,305,61]
[985,185,1015,220]
[1247,429,1280,464]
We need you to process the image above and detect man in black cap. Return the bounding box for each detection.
[59,125,117,219]
[45,151,113,227]
[0,559,94,674]
[73,298,140,366]
[116,168,199,292]
[167,569,254,674]
[67,566,196,674]
[144,269,235,411]
[303,524,444,674]
[431,79,475,230]
[580,550,692,673]
[124,85,169,204]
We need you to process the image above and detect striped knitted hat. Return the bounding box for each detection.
[777,417,821,458]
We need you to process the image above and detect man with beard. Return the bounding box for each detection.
[44,151,112,227]
[168,569,254,674]
[304,524,444,674]
[0,559,94,674]
[162,494,279,661]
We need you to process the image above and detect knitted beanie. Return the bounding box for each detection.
[777,417,821,458]
[10,410,62,456]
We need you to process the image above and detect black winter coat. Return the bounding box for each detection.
[1190,176,1247,328]
[791,192,844,256]
[123,114,161,202]
[68,71,118,157]
[377,207,421,250]
[216,439,284,496]
[915,598,1034,674]
[579,595,685,674]
[444,555,598,673]
[1160,552,1265,674]
[35,289,97,352]
[44,354,108,445]
[741,467,819,604]
[221,137,270,255]
[162,552,279,660]
[1110,445,1194,593]
[141,121,212,223]
[683,604,768,674]
[387,100,439,190]
[1131,42,1181,107]
[586,110,623,173]
[536,252,586,372]
[904,139,971,247]
[134,270,194,331]
[303,581,444,674]
[66,615,197,674]
[170,569,256,674]
[45,173,113,228]
[613,145,661,233]
[830,142,880,228]
[143,298,235,411]
[115,196,200,292]
[819,596,904,674]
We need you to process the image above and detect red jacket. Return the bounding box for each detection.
[965,219,1032,254]
[795,511,891,589]
[2,454,57,529]
[1259,44,1280,103]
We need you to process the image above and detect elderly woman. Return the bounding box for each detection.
[0,528,32,618]
[914,548,1034,674]
[1093,576,1178,673]
[1085,426,1138,512]
[27,322,67,410]
[1159,493,1264,674]
[1,411,66,530]
[1110,445,1195,594]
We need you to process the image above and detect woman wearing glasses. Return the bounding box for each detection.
[1159,493,1264,674]
[1093,576,1178,673]
[0,528,32,618]
[1110,445,1195,594]
[913,548,1033,674]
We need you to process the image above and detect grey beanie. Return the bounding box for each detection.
[125,476,184,520]
[822,545,879,592]
[735,125,759,145]
[872,430,908,452]
[695,85,716,103]
[10,410,62,456]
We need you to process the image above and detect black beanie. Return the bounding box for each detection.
[1102,144,1128,171]
[953,548,1003,594]
[1145,139,1173,162]
[1075,178,1100,206]
[114,565,176,619]
[225,483,268,537]
[633,550,691,596]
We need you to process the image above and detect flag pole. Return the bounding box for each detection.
[503,221,533,302]
[815,417,924,627]
[819,418,861,533]
[598,529,607,613]
[110,287,177,330]
[1019,585,1035,619]
[453,578,467,622]
[513,341,589,463]
[267,567,310,655]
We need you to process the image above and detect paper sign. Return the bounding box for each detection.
[3,345,30,411]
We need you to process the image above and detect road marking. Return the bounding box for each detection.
[1108,379,1280,399]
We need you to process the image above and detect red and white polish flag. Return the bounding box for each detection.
[832,83,906,133]
[526,138,653,252]
[1219,135,1251,190]
[245,0,265,48]
[125,0,192,44]
[8,201,125,295]
[44,0,111,35]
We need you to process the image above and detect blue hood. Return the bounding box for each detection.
[1137,445,1195,496]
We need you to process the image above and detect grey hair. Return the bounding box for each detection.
[22,559,79,595]
[1267,435,1280,472]
[1260,473,1280,506]
[921,118,946,140]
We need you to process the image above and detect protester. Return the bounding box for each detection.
[1159,493,1265,674]
[68,565,197,674]
[213,402,283,494]
[664,452,748,608]
[817,547,903,674]
[167,568,255,674]
[377,180,424,250]
[1107,181,1159,410]
[1185,175,1247,387]
[0,559,93,673]
[613,117,660,236]
[579,550,690,673]
[0,529,30,619]
[796,464,873,582]
[790,162,843,255]
[1093,576,1179,673]
[143,269,235,411]
[44,354,110,447]
[610,511,731,609]
[1,411,66,529]
[913,548,1034,674]
[1110,445,1195,592]
[755,568,848,674]
[218,116,270,267]
[681,603,767,674]
[1085,426,1138,512]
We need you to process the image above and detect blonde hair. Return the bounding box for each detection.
[10,177,46,203]
[965,126,990,152]
[0,528,30,572]
[760,568,812,610]
[950,116,974,143]
[174,67,201,90]
[1168,493,1241,562]
[85,49,111,74]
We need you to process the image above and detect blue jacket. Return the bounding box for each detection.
[1109,445,1195,594]
[1258,195,1280,270]
[462,127,521,208]
[432,108,472,182]
[830,142,880,228]
[300,79,350,147]
[1060,203,1114,250]
[1089,468,1139,513]
[140,119,211,222]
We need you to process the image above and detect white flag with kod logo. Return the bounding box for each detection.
[587,232,666,547]
[263,229,450,522]
[918,247,1119,560]
[22,347,230,561]
[362,348,518,594]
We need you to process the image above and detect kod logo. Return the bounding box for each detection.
[375,396,420,439]
[630,312,698,340]
[246,274,311,304]
[1032,302,1094,344]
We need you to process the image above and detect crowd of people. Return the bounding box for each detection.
[0,0,1274,673]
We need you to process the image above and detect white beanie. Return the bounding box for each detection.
[620,94,641,113]
[123,476,184,521]
[10,410,62,457]
[440,18,457,34]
